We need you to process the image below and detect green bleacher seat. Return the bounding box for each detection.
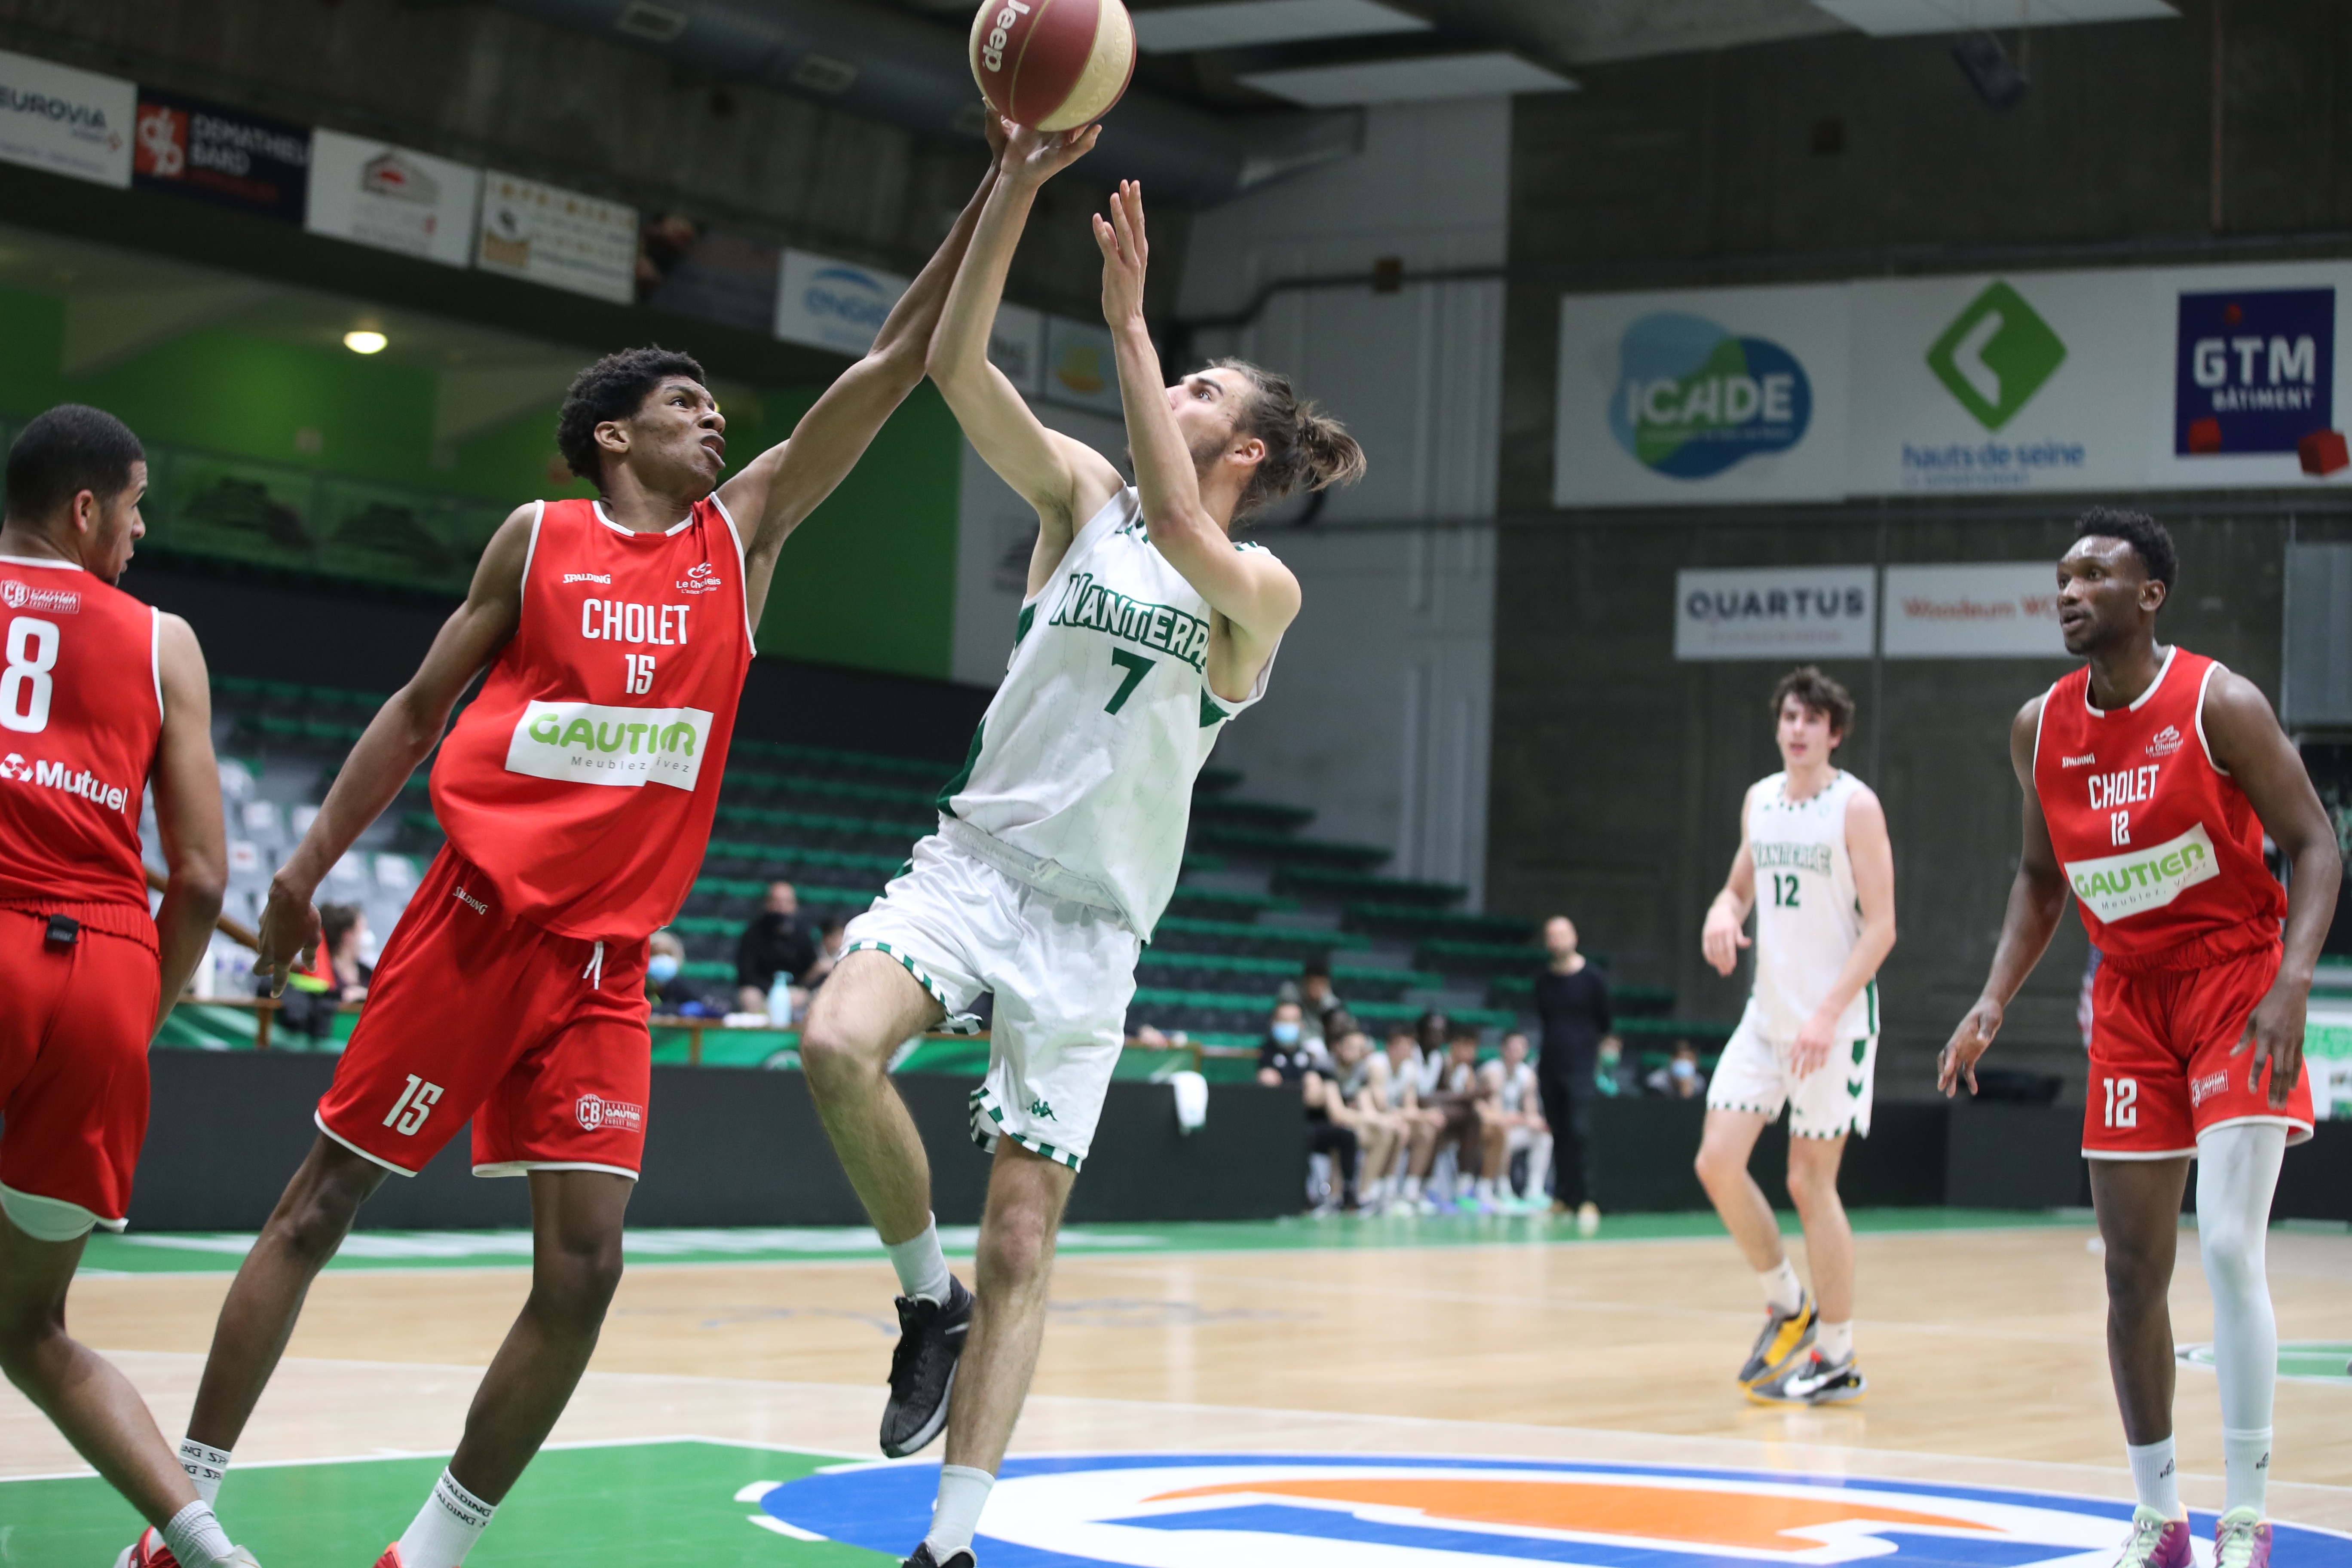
[1486,975,1674,1012]
[679,959,733,981]
[1283,868,1462,904]
[1146,916,1338,956]
[402,810,442,836]
[712,804,926,843]
[1189,797,1315,833]
[686,876,874,907]
[1162,886,1300,916]
[701,840,902,876]
[1196,826,1390,869]
[728,738,953,781]
[1416,937,1545,973]
[1135,949,1441,993]
[1194,766,1242,794]
[1617,1016,1738,1044]
[722,770,937,811]
[1349,904,1535,942]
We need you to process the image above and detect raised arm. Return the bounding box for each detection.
[1792,788,1897,1075]
[1095,181,1302,689]
[1700,784,1759,976]
[719,129,1009,626]
[252,506,533,994]
[148,614,226,1034]
[926,122,1124,594]
[2202,669,2343,1106]
[1939,697,2070,1096]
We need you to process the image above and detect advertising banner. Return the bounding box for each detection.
[1041,315,1127,415]
[306,129,479,268]
[1847,271,2152,496]
[774,248,910,356]
[1555,284,1850,508]
[133,89,309,221]
[1674,565,1876,662]
[1882,563,2068,659]
[989,301,1046,394]
[636,216,778,332]
[2146,261,2352,491]
[0,49,133,187]
[476,170,637,304]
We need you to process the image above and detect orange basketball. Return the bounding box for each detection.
[969,0,1136,133]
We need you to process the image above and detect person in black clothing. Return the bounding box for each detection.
[1533,915,1613,1233]
[735,879,818,1013]
[1258,1000,1356,1211]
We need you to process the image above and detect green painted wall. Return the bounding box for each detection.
[0,286,961,680]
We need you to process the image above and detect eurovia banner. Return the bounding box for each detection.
[1553,283,1850,507]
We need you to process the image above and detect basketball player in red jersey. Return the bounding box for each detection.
[0,407,257,1567]
[1941,509,2338,1568]
[128,141,1012,1568]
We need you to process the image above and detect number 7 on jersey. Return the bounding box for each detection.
[1105,649,1155,715]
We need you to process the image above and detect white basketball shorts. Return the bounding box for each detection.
[842,833,1139,1172]
[1704,998,1879,1139]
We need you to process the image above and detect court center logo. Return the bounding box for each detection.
[1610,313,1812,479]
[747,1453,2352,1567]
[1927,281,2067,431]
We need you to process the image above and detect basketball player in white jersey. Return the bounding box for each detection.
[1695,666,1896,1406]
[795,122,1363,1568]
[1484,1031,1552,1207]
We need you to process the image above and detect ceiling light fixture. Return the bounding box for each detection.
[343,330,388,355]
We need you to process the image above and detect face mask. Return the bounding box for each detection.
[648,954,680,983]
[1270,1020,1301,1045]
[1671,1057,1696,1079]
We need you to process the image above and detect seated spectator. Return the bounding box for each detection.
[1647,1041,1708,1099]
[1257,1001,1357,1212]
[648,929,723,1017]
[1594,1036,1635,1098]
[1426,1026,1507,1211]
[1364,1027,1439,1212]
[271,902,370,1046]
[735,880,818,1015]
[800,915,849,993]
[1277,958,1347,1050]
[1483,1030,1552,1207]
[1306,1026,1393,1208]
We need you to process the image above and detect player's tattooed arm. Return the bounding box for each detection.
[1939,695,2069,1096]
[150,612,227,1035]
[1700,783,1759,977]
[2202,668,2341,1106]
[251,507,530,995]
[1095,180,1302,699]
[927,120,1124,597]
[722,116,1014,625]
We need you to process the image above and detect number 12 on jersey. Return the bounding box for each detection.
[1770,871,1802,908]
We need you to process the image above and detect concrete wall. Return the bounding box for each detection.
[1176,101,1508,894]
[1491,4,2352,1097]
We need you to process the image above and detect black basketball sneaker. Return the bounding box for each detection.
[905,1544,975,1568]
[881,1275,974,1457]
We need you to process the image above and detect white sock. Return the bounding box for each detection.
[2223,1427,2272,1518]
[2127,1437,2183,1519]
[1475,1177,1496,1200]
[179,1438,231,1507]
[161,1501,236,1568]
[396,1468,497,1568]
[1816,1319,1854,1365]
[886,1216,952,1305]
[925,1463,995,1559]
[1758,1259,1803,1314]
[1401,1175,1422,1199]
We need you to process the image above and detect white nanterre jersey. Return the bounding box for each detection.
[937,487,1279,937]
[1746,769,1877,1043]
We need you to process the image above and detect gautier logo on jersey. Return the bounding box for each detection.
[2064,823,2220,924]
[747,1452,2352,1568]
[1610,312,1812,479]
[0,580,80,614]
[1048,572,1211,672]
[505,701,714,791]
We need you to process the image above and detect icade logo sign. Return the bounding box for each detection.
[1610,313,1811,479]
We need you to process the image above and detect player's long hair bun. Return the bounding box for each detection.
[1212,356,1367,521]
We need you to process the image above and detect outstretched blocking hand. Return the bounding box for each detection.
[251,876,323,1000]
[2234,980,2307,1108]
[1000,120,1099,190]
[1093,179,1148,326]
[1937,997,2002,1097]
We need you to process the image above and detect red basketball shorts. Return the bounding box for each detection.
[0,909,160,1236]
[315,848,652,1180]
[2082,939,2315,1158]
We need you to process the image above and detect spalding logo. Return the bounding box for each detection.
[747,1453,2352,1568]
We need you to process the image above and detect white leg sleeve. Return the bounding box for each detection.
[2194,1121,2287,1436]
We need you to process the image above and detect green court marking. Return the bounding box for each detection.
[0,1439,885,1566]
[2179,1341,2352,1385]
[77,1209,2081,1277]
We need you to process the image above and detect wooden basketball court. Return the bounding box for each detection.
[6,1211,2349,1562]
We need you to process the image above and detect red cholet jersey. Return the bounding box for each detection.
[0,554,164,948]
[2032,647,2286,971]
[429,496,753,942]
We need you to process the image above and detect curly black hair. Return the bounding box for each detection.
[2074,506,2178,600]
[554,346,707,493]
